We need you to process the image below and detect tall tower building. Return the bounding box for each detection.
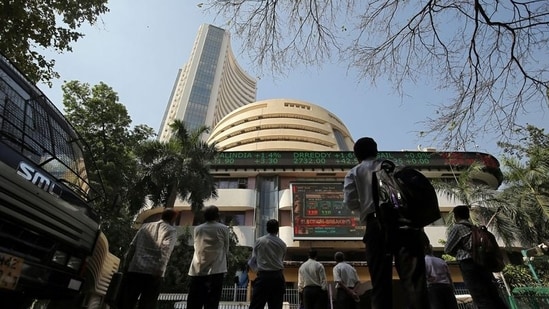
[158,24,257,141]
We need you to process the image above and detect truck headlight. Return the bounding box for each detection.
[52,250,68,265]
[67,256,83,270]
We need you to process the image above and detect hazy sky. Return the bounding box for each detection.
[38,1,547,158]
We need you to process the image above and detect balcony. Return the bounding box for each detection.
[278,189,292,210]
[176,225,256,248]
[175,189,256,210]
[232,226,255,247]
[424,226,448,250]
[278,226,300,248]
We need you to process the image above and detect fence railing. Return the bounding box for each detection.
[158,284,549,309]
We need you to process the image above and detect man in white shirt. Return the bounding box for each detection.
[332,252,360,309]
[118,208,178,309]
[187,205,230,309]
[248,219,287,309]
[298,249,328,309]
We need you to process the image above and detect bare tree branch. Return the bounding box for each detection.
[205,0,549,149]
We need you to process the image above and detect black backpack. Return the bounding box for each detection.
[373,160,441,228]
[461,222,505,272]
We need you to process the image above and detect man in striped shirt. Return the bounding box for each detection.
[118,208,178,309]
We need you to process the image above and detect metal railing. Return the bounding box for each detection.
[158,284,543,309]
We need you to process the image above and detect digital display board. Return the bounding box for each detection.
[291,183,364,240]
[211,151,500,169]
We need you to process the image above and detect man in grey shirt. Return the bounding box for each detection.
[248,219,287,309]
[187,205,230,309]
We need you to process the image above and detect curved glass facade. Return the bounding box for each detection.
[158,24,257,141]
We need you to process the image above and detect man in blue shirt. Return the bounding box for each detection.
[424,244,457,309]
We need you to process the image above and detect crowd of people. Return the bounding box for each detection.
[114,136,509,309]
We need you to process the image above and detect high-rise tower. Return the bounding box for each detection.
[158,24,257,141]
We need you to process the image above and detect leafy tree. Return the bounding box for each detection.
[498,125,549,246]
[0,1,109,84]
[163,227,194,293]
[137,120,218,221]
[204,1,549,148]
[62,80,155,256]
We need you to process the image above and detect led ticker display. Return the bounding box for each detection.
[291,183,364,240]
[212,151,500,169]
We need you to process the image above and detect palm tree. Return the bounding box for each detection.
[433,162,518,246]
[497,125,549,247]
[137,120,218,221]
[499,156,549,246]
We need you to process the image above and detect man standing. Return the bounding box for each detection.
[332,252,360,309]
[445,205,508,309]
[248,219,287,309]
[187,205,230,309]
[343,137,430,309]
[298,249,328,309]
[118,208,178,309]
[424,244,458,309]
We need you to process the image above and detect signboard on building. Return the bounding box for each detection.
[291,182,364,240]
[211,151,500,169]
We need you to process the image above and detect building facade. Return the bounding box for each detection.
[207,99,354,151]
[158,24,257,141]
[148,25,505,293]
[137,99,504,287]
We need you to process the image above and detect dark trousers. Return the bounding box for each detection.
[117,272,163,309]
[427,283,458,309]
[302,286,328,309]
[249,270,286,309]
[364,216,430,309]
[334,287,358,309]
[459,259,508,309]
[187,273,225,309]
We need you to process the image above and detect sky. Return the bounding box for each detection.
[38,0,548,160]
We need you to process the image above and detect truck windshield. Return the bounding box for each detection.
[0,55,92,200]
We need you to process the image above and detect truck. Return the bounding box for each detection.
[0,54,108,308]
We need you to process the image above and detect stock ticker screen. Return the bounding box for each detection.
[211,151,500,169]
[290,182,364,240]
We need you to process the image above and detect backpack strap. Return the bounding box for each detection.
[372,171,380,217]
[380,160,395,173]
[371,159,395,218]
[456,222,474,251]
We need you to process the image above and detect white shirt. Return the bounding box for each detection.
[127,220,177,277]
[250,233,286,271]
[298,258,327,291]
[333,262,360,289]
[343,158,384,224]
[188,221,229,276]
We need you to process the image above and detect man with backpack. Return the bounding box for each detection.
[343,137,430,309]
[445,205,508,309]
